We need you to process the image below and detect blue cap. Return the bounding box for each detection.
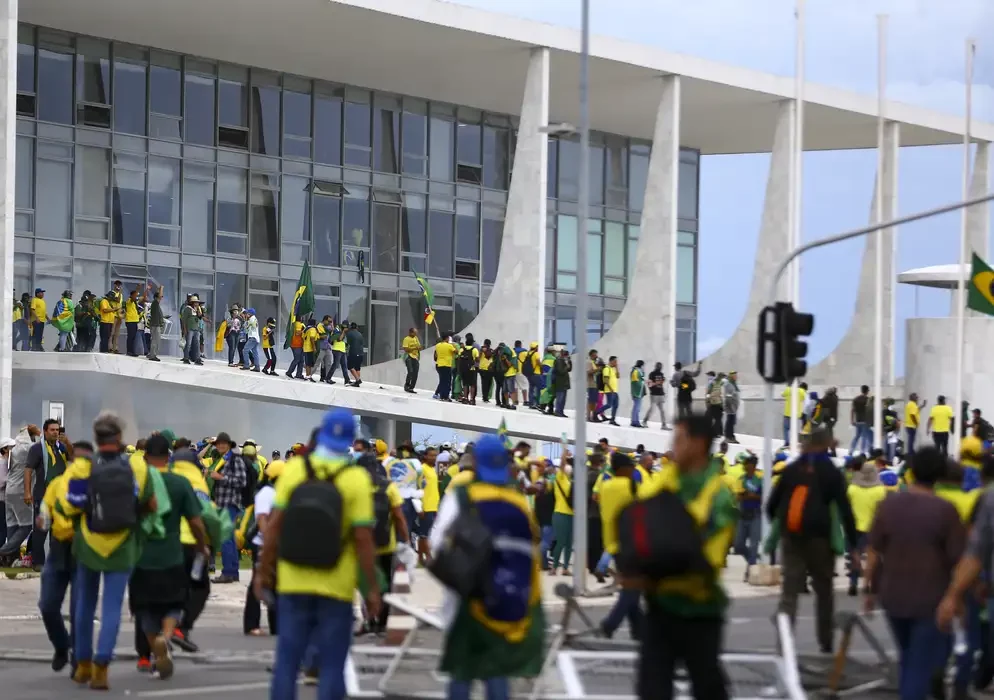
[473,435,510,485]
[35,288,44,294]
[317,407,355,453]
[247,308,256,315]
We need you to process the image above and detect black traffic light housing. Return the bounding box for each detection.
[756,302,815,383]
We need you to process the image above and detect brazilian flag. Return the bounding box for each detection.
[968,253,994,316]
[284,261,315,349]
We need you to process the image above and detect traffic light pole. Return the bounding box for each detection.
[760,189,994,540]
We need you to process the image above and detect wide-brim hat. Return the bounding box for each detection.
[189,294,201,303]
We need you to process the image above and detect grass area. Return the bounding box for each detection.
[0,567,40,579]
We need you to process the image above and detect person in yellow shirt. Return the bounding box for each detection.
[254,408,381,699]
[418,447,440,563]
[108,280,124,353]
[846,463,887,595]
[356,475,408,637]
[330,325,349,384]
[550,452,574,575]
[960,421,985,490]
[434,333,456,402]
[301,320,319,382]
[904,393,925,455]
[261,317,278,375]
[927,395,955,456]
[781,383,807,447]
[595,452,643,638]
[29,288,47,351]
[124,285,148,357]
[457,333,481,404]
[595,356,621,426]
[402,327,422,394]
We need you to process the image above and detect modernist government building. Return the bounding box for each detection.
[3,0,992,447]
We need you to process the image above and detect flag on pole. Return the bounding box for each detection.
[968,253,994,316]
[413,272,436,326]
[284,261,315,349]
[497,417,512,449]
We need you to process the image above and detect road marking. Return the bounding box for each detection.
[136,681,273,697]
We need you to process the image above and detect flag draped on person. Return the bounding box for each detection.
[413,271,436,326]
[284,261,315,349]
[968,253,994,316]
[497,417,512,449]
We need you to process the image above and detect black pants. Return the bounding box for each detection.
[435,366,452,399]
[244,546,278,634]
[779,535,835,652]
[638,606,728,700]
[180,545,210,635]
[493,371,505,406]
[404,356,419,391]
[707,404,723,437]
[677,399,692,419]
[934,431,950,456]
[263,347,277,372]
[481,372,494,401]
[724,413,737,440]
[126,321,139,355]
[99,322,112,353]
[237,339,247,366]
[31,502,45,568]
[373,554,394,631]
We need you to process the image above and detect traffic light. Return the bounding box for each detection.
[756,302,815,383]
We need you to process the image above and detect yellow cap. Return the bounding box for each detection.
[125,445,136,454]
[375,439,389,456]
[242,444,257,457]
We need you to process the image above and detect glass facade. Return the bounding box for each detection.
[12,24,699,364]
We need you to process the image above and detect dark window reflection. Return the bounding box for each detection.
[185,73,215,146]
[219,79,247,127]
[398,291,425,346]
[18,29,35,94]
[343,197,369,248]
[250,176,279,260]
[112,159,146,247]
[428,210,453,279]
[76,41,110,105]
[628,145,650,212]
[150,64,181,115]
[314,92,342,165]
[457,122,481,165]
[402,111,426,175]
[216,168,247,234]
[372,203,399,272]
[344,101,370,167]
[401,199,425,254]
[216,273,247,319]
[37,47,73,124]
[114,60,147,135]
[455,207,479,260]
[370,303,398,364]
[547,139,558,199]
[454,295,478,335]
[284,88,311,159]
[374,105,400,174]
[252,85,280,155]
[482,218,502,284]
[558,139,579,201]
[483,127,509,190]
[312,194,341,267]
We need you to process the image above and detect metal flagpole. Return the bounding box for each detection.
[953,39,976,458]
[872,15,887,452]
[571,0,591,595]
[788,0,805,452]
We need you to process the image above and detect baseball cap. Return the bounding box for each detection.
[375,439,389,457]
[0,437,16,450]
[473,435,510,485]
[440,441,452,451]
[317,407,356,453]
[34,287,44,294]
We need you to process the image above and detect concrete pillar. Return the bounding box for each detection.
[809,121,899,386]
[0,0,16,440]
[590,75,680,424]
[699,100,795,385]
[968,142,990,258]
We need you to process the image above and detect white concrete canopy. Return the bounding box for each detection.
[20,0,994,154]
[898,264,969,289]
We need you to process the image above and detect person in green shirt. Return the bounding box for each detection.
[630,360,647,428]
[131,434,209,679]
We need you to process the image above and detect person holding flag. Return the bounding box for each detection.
[52,290,76,352]
[283,261,315,354]
[413,272,439,336]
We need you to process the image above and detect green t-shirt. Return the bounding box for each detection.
[137,471,202,570]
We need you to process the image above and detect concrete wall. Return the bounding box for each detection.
[906,316,994,415]
[0,0,17,439]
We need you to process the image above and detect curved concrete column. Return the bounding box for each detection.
[807,121,899,386]
[697,100,795,385]
[0,0,17,439]
[362,47,549,391]
[591,75,679,423]
[968,142,990,257]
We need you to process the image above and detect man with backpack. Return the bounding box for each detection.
[428,434,545,698]
[457,333,480,405]
[705,372,725,438]
[670,361,702,420]
[766,426,858,654]
[520,341,542,408]
[60,412,158,690]
[254,408,382,700]
[207,432,249,584]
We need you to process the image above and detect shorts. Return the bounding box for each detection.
[504,377,517,394]
[347,354,363,371]
[417,511,437,536]
[304,351,316,366]
[461,369,477,386]
[516,373,529,392]
[587,387,599,404]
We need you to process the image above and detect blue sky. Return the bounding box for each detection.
[452,0,994,377]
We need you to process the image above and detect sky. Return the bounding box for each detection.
[450,0,994,377]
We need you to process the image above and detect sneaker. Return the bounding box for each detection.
[171,629,199,653]
[136,657,152,673]
[211,574,238,584]
[52,648,69,672]
[152,635,173,680]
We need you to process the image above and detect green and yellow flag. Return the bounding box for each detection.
[284,261,315,349]
[413,272,436,327]
[968,253,994,316]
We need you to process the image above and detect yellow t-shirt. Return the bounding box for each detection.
[599,475,637,555]
[420,464,440,512]
[478,352,492,371]
[30,297,47,323]
[99,299,116,324]
[936,487,981,524]
[402,335,421,360]
[274,456,374,601]
[377,482,405,556]
[449,469,475,489]
[303,327,318,353]
[782,386,807,418]
[846,484,887,533]
[553,470,574,516]
[602,366,619,393]
[504,349,518,378]
[262,326,274,349]
[124,299,140,323]
[723,463,746,495]
[930,404,954,433]
[332,331,346,353]
[435,342,456,368]
[961,434,984,472]
[905,402,920,429]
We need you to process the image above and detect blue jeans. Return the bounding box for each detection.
[39,547,75,654]
[601,588,643,639]
[887,615,949,700]
[528,375,542,406]
[13,318,29,350]
[539,525,554,568]
[183,329,201,363]
[850,423,872,454]
[271,594,353,700]
[58,330,70,351]
[954,597,983,691]
[631,396,643,425]
[221,505,242,578]
[448,678,509,700]
[782,416,791,444]
[906,427,917,455]
[735,514,761,566]
[288,346,304,377]
[595,550,612,575]
[598,392,619,421]
[74,565,131,665]
[244,337,260,369]
[554,391,567,415]
[848,532,867,588]
[436,366,452,399]
[31,321,45,350]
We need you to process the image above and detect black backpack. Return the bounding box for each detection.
[428,486,493,598]
[86,453,139,534]
[241,457,259,508]
[595,368,605,391]
[372,483,393,549]
[279,457,356,568]
[458,346,475,374]
[522,351,536,376]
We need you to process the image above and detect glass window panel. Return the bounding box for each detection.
[403,256,427,274]
[372,203,400,273]
[428,210,453,279]
[454,295,477,335]
[215,273,246,326]
[217,234,246,256]
[114,55,146,135]
[313,194,341,267]
[16,137,33,209]
[150,57,181,116]
[483,126,509,190]
[14,252,32,303]
[676,329,694,365]
[250,174,279,260]
[589,143,604,206]
[556,215,577,272]
[343,196,369,249]
[281,175,310,243]
[314,88,342,165]
[546,226,554,288]
[627,237,637,284]
[36,157,71,239]
[373,101,400,174]
[556,272,576,291]
[547,139,558,199]
[402,194,426,254]
[455,203,479,260]
[398,291,426,346]
[113,156,146,247]
[73,259,108,300]
[604,279,625,296]
[587,232,602,294]
[558,139,579,201]
[402,111,426,162]
[216,167,247,233]
[248,291,279,337]
[284,87,311,158]
[75,146,110,217]
[35,256,72,350]
[678,160,699,219]
[251,83,280,155]
[340,285,368,333]
[604,222,625,277]
[18,26,35,94]
[344,100,370,167]
[429,118,453,181]
[182,176,215,253]
[37,37,73,124]
[370,303,397,364]
[629,144,650,212]
[219,77,247,127]
[677,245,695,303]
[481,218,501,284]
[185,72,215,146]
[148,157,180,226]
[606,137,627,190]
[457,122,481,165]
[76,38,110,105]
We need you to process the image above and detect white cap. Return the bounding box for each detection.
[440,441,452,450]
[0,437,16,450]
